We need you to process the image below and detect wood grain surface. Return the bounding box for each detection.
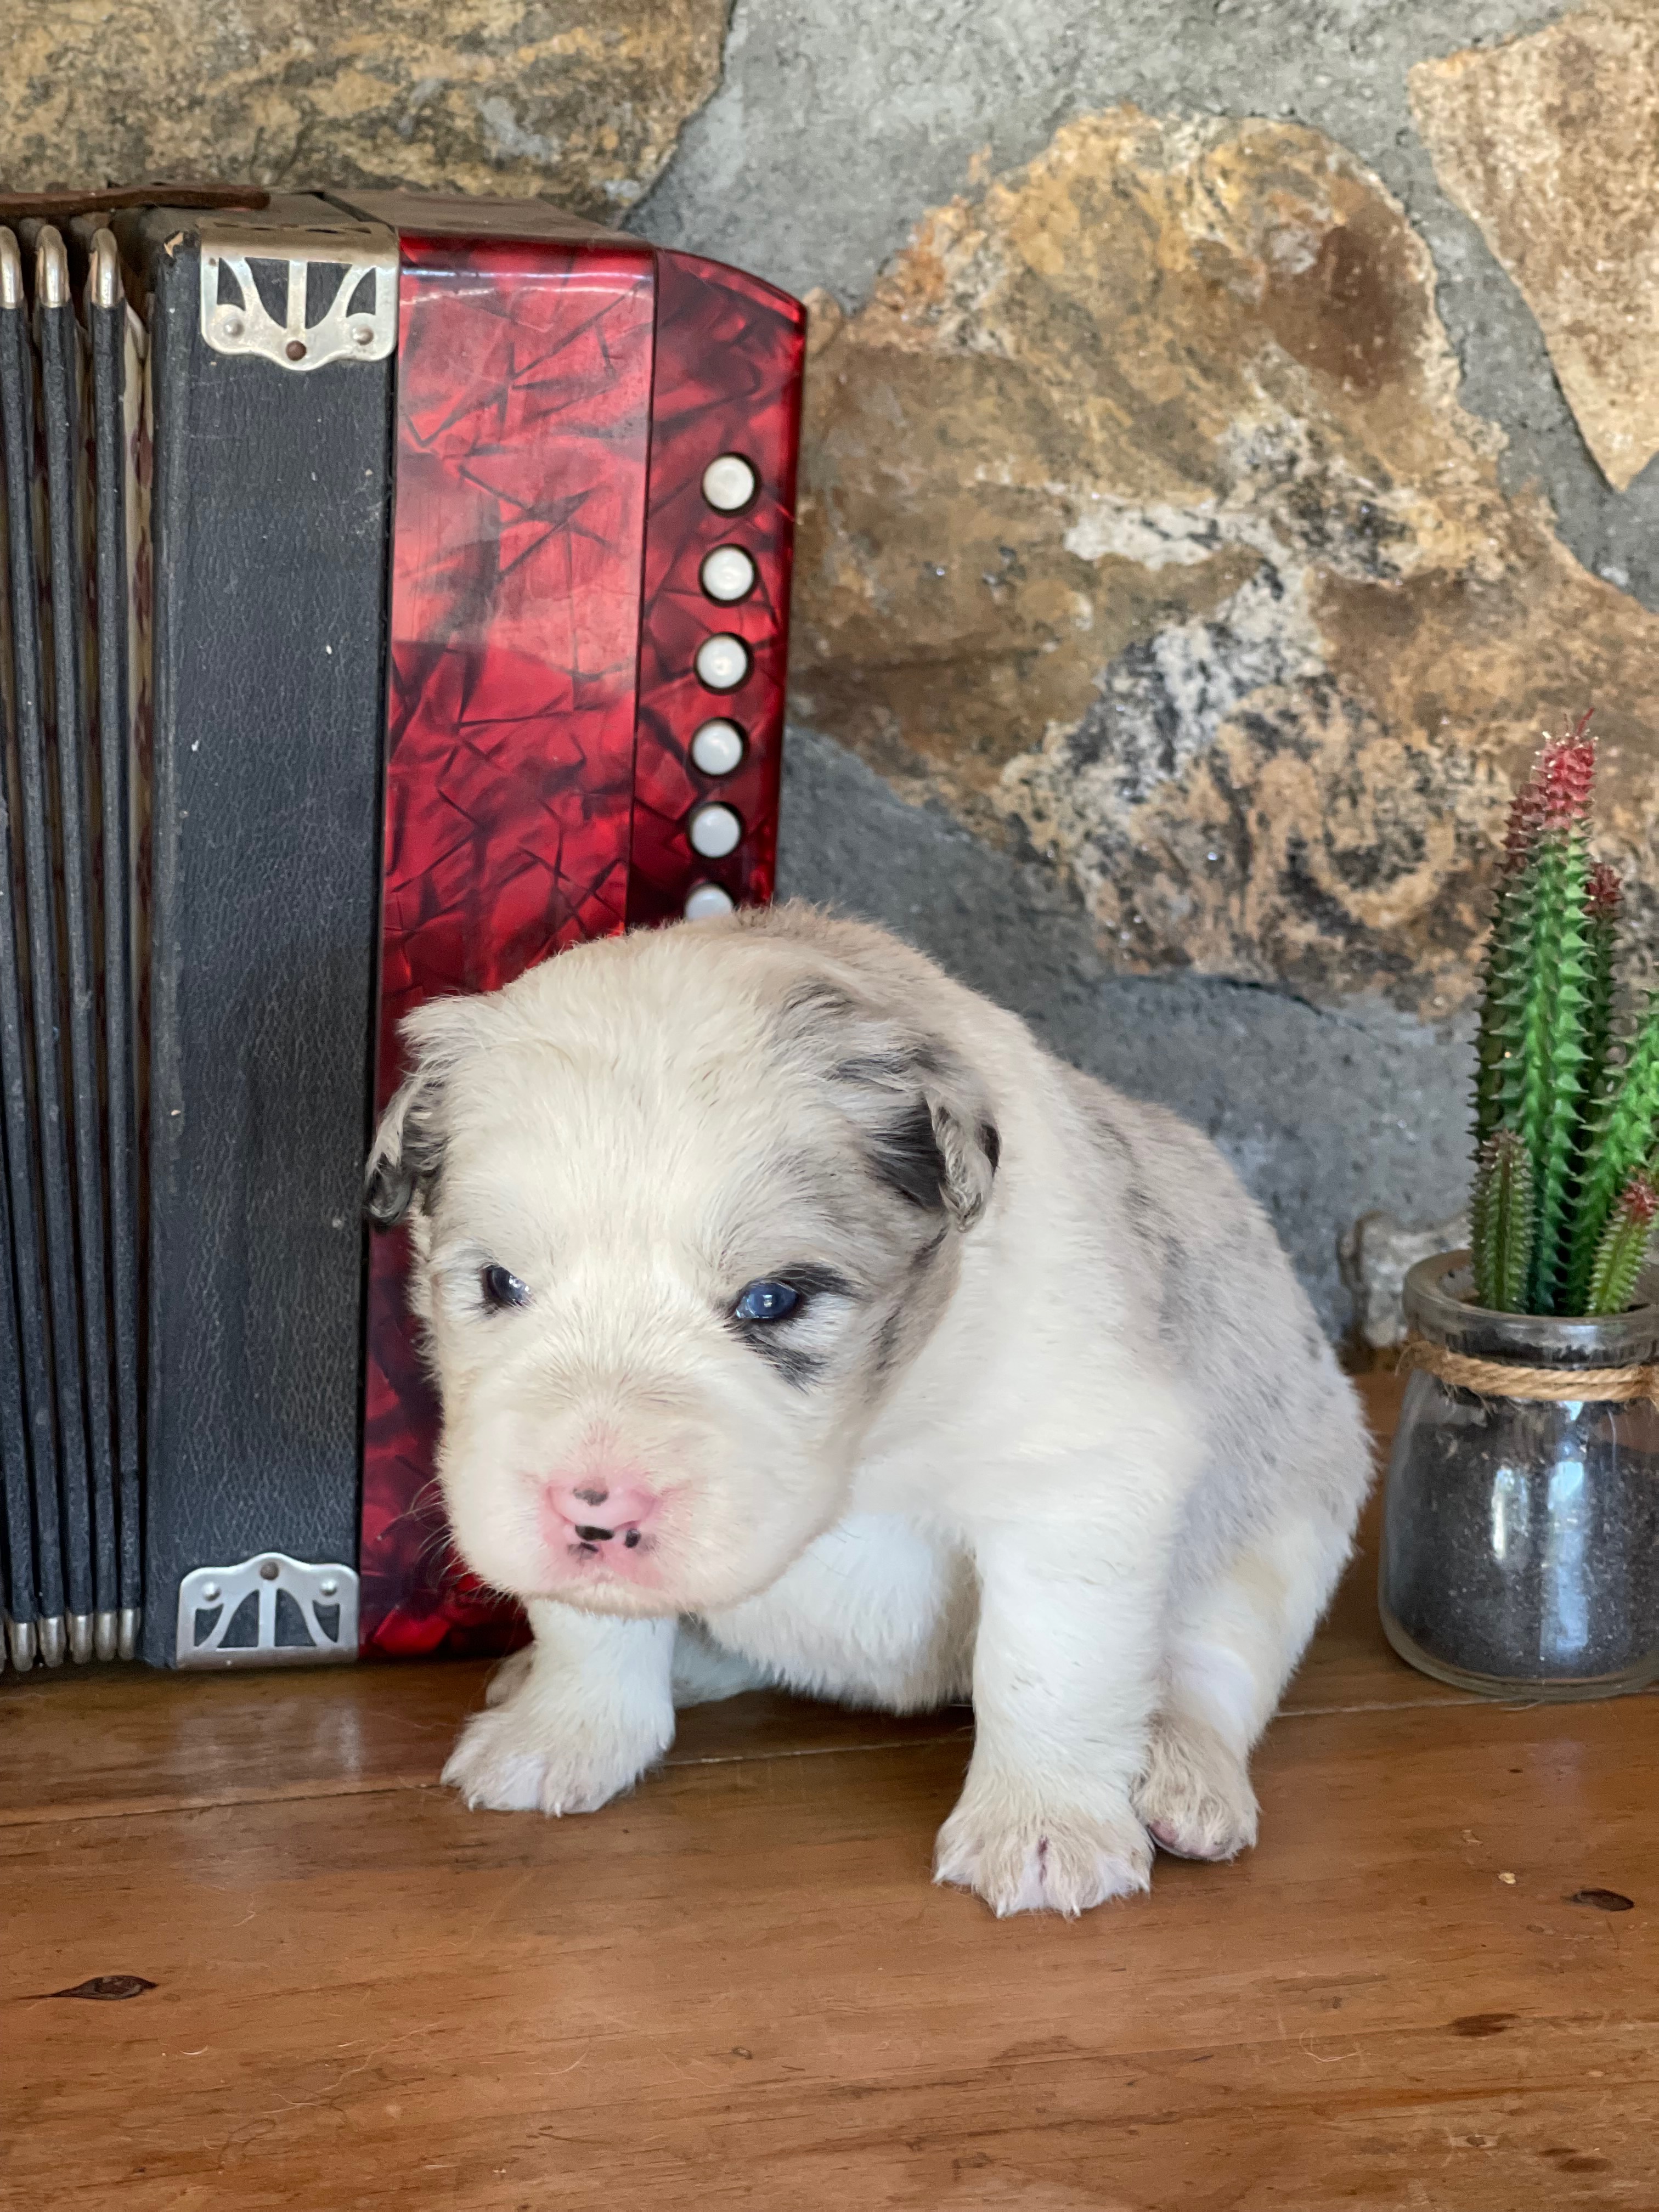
[4,1374,1656,2211]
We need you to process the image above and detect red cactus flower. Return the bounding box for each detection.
[1533,715,1596,834]
[1499,779,1547,876]
[1586,861,1622,925]
[1616,1171,1659,1229]
[1498,710,1596,872]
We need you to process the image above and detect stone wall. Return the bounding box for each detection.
[9,0,1657,1330]
[3,0,726,219]
[789,104,1659,1017]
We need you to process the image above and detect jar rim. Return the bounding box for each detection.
[1404,1248,1659,1363]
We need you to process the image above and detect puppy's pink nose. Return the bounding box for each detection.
[548,1472,661,1550]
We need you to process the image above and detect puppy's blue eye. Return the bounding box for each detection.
[481,1263,529,1311]
[733,1279,800,1324]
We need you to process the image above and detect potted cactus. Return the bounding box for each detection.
[1380,713,1659,1699]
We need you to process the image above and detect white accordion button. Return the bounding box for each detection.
[702,454,758,512]
[688,802,743,859]
[700,545,757,602]
[690,718,744,776]
[696,634,750,690]
[684,882,736,921]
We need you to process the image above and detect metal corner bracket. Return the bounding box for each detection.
[176,1553,359,1668]
[199,221,396,372]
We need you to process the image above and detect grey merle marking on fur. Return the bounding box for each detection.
[727,1261,856,1388]
[364,1077,447,1227]
[868,1096,950,1212]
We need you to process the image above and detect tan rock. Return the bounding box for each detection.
[1411,2,1659,492]
[793,106,1659,1011]
[0,0,727,219]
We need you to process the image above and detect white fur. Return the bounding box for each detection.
[369,904,1372,1916]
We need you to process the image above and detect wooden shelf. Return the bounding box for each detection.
[5,1372,1655,2209]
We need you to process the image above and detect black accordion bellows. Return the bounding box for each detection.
[0,225,143,1669]
[0,229,145,1672]
[0,201,396,1677]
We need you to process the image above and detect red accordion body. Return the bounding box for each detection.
[352,201,805,1656]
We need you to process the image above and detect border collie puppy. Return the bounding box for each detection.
[367,904,1370,1916]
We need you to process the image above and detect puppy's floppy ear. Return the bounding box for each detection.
[364,1064,445,1228]
[881,1064,999,1232]
[926,1082,1001,1233]
[785,979,1001,1233]
[363,998,474,1229]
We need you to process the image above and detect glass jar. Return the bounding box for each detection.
[1379,1251,1659,1700]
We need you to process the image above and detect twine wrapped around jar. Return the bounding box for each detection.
[1399,1334,1659,1406]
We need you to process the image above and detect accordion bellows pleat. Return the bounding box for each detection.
[0,192,805,1673]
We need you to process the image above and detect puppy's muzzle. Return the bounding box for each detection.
[547,1472,661,1564]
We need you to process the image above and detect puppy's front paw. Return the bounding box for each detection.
[1132,1714,1259,1862]
[933,1786,1153,1917]
[442,1695,670,1817]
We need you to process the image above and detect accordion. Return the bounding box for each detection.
[0,187,805,1674]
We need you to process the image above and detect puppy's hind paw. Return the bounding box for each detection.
[441,1699,669,1818]
[933,1790,1153,1918]
[1132,1714,1259,1863]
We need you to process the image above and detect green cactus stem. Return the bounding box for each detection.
[1519,831,1593,1311]
[1567,999,1659,1311]
[1472,756,1563,1149]
[1474,720,1598,1162]
[1583,1170,1659,1317]
[1473,787,1548,1148]
[1465,716,1601,1313]
[1581,863,1622,1116]
[1471,1129,1536,1312]
[1455,706,1659,1315]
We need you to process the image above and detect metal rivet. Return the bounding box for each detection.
[688,801,742,859]
[685,882,736,921]
[695,634,750,691]
[319,1578,338,1598]
[700,545,757,603]
[200,1584,221,1604]
[258,1559,281,1581]
[702,454,758,512]
[690,719,744,777]
[220,313,244,338]
[351,322,374,347]
[285,339,307,362]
